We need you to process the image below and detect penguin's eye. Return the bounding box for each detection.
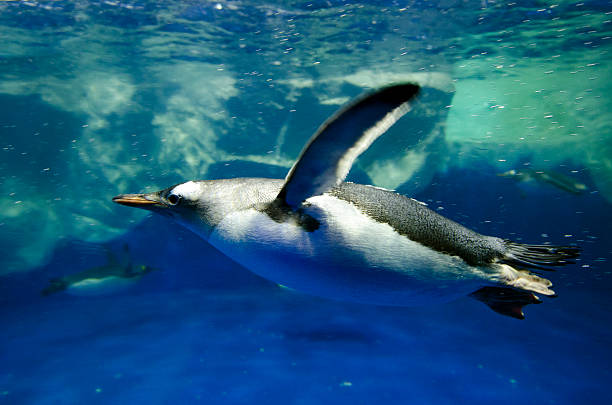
[167,193,181,206]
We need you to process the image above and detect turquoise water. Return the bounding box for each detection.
[1,0,611,403]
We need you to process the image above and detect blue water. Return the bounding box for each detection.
[1,1,612,404]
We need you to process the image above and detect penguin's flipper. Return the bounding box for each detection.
[276,83,421,208]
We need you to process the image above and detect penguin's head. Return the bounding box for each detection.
[113,180,219,238]
[114,178,283,239]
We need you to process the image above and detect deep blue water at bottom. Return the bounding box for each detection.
[2,164,611,404]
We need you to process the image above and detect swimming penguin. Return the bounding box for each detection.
[113,83,579,319]
[499,168,588,195]
[42,245,156,296]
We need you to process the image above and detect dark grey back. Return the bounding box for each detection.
[331,183,506,266]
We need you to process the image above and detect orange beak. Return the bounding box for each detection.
[112,193,164,209]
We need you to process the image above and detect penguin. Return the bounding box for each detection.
[42,245,156,296]
[499,168,588,195]
[113,83,579,319]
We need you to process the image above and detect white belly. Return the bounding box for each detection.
[208,194,493,306]
[66,276,138,296]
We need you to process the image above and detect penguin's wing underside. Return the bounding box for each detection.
[276,83,421,209]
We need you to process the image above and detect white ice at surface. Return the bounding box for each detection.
[152,62,238,179]
[366,137,431,190]
[38,73,135,129]
[340,70,455,93]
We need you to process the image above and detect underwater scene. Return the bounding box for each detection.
[1,0,611,403]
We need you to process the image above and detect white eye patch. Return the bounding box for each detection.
[171,181,202,201]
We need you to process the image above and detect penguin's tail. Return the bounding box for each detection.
[501,240,580,271]
[495,240,580,297]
